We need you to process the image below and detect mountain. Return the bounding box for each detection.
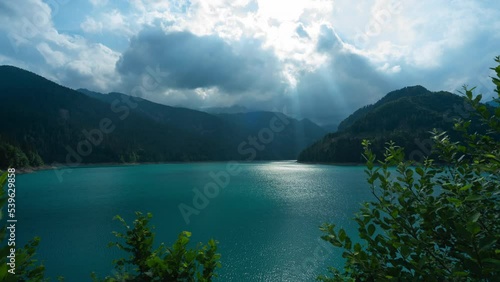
[0,66,325,168]
[76,89,326,160]
[320,123,339,133]
[200,105,251,114]
[298,86,490,163]
[77,88,238,144]
[216,113,326,159]
[337,85,431,131]
[0,66,225,167]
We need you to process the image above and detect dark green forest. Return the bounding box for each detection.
[3,64,497,168]
[298,85,496,163]
[0,66,325,169]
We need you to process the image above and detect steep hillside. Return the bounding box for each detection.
[337,86,431,131]
[0,65,325,168]
[0,66,224,166]
[298,86,489,163]
[78,91,326,160]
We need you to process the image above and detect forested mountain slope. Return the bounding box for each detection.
[298,86,490,163]
[0,66,325,168]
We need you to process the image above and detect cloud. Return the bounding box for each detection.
[116,27,286,105]
[36,42,67,67]
[316,24,342,52]
[0,0,121,92]
[81,10,133,35]
[1,0,499,126]
[80,17,102,33]
[287,25,394,124]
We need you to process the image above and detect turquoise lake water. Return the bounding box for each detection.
[14,161,372,281]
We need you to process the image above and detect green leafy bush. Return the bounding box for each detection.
[318,58,500,281]
[92,212,221,282]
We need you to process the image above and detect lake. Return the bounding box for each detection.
[15,161,373,281]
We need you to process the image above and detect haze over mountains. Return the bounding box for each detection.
[0,65,325,168]
[199,105,251,115]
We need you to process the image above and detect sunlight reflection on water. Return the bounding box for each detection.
[17,161,371,281]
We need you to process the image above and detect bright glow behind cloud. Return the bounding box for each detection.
[0,0,498,124]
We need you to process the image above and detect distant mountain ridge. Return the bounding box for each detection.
[199,105,251,114]
[77,88,326,159]
[338,85,431,131]
[0,65,325,168]
[298,85,492,163]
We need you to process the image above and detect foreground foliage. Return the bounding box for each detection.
[319,58,500,281]
[92,212,221,282]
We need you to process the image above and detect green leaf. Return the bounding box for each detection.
[453,271,469,277]
[390,209,399,218]
[459,184,473,191]
[465,195,483,201]
[479,238,497,254]
[415,167,424,176]
[367,224,375,236]
[354,243,361,253]
[338,229,347,242]
[466,222,481,235]
[344,237,352,250]
[400,245,410,258]
[482,258,500,266]
[0,171,7,187]
[469,212,480,223]
[447,197,462,206]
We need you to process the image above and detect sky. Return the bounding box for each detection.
[0,0,499,125]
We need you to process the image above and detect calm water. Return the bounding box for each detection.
[15,161,372,281]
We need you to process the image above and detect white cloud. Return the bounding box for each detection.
[81,17,103,33]
[77,0,500,116]
[36,42,67,67]
[0,0,499,123]
[0,0,121,92]
[257,0,307,22]
[81,10,133,35]
[378,62,401,74]
[64,43,121,91]
[411,42,443,69]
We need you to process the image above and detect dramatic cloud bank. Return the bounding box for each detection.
[0,0,499,124]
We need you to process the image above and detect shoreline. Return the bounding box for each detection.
[10,159,306,174]
[15,165,58,174]
[8,160,445,175]
[296,160,365,166]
